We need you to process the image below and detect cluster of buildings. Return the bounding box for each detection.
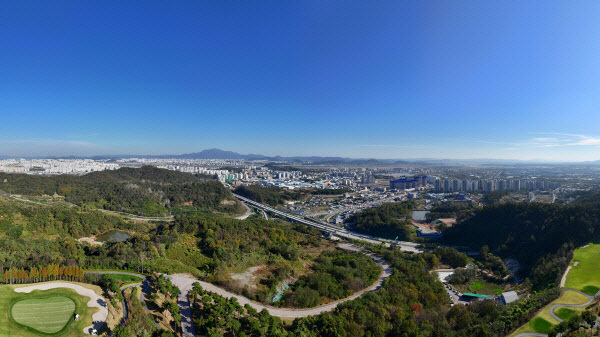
[0,159,119,175]
[433,178,560,193]
[389,176,428,190]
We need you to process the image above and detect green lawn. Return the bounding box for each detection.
[0,284,97,337]
[102,273,144,286]
[555,307,576,321]
[564,243,600,295]
[530,317,553,333]
[11,296,75,334]
[468,280,503,296]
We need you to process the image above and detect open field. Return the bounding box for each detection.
[0,284,97,337]
[564,243,600,295]
[509,290,589,336]
[452,278,504,296]
[468,280,503,296]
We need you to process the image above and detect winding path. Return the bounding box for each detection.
[547,288,595,322]
[165,243,392,336]
[513,288,598,337]
[86,245,392,337]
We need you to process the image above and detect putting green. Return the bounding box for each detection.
[0,284,98,337]
[564,243,600,295]
[11,296,75,334]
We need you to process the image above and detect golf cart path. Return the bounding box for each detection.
[513,288,598,337]
[547,288,595,322]
[14,282,108,335]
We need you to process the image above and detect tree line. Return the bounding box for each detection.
[1,264,84,284]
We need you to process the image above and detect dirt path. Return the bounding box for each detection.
[14,282,108,335]
[235,202,253,220]
[559,261,578,288]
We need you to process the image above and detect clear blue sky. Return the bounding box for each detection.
[2,1,600,161]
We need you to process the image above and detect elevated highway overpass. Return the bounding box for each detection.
[234,194,421,253]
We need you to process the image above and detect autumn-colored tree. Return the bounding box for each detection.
[10,267,18,284]
[17,268,28,284]
[40,267,48,281]
[48,264,58,280]
[30,267,39,283]
[3,270,9,283]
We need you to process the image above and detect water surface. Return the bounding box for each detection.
[96,230,131,243]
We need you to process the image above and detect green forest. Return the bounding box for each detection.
[0,166,244,216]
[345,201,415,240]
[3,166,600,336]
[234,185,305,206]
[443,202,600,289]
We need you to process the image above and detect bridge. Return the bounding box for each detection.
[233,194,421,253]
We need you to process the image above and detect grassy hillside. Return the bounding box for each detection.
[564,242,600,295]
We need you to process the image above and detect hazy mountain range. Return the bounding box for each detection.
[2,148,600,165]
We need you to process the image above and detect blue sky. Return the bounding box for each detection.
[1,1,600,161]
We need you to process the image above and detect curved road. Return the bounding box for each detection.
[167,245,391,319]
[513,288,598,337]
[164,243,392,337]
[547,288,595,322]
[86,248,391,337]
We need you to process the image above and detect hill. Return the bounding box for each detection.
[0,166,243,217]
[443,202,600,287]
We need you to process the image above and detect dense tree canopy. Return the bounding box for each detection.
[346,201,415,240]
[0,166,244,216]
[444,202,600,283]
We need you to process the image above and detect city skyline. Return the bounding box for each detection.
[3,2,600,161]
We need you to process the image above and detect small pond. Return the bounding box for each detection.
[96,230,131,243]
[411,210,430,221]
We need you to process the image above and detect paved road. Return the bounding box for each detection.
[547,288,595,322]
[82,243,392,337]
[166,243,392,319]
[120,283,142,324]
[234,194,422,253]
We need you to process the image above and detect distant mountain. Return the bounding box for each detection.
[178,148,247,159]
[7,148,599,165]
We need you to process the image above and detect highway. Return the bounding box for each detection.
[233,194,421,253]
